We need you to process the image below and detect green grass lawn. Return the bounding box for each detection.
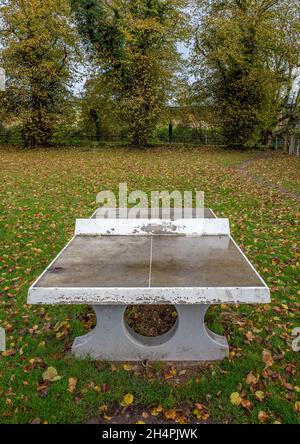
[0,145,299,424]
[245,153,300,194]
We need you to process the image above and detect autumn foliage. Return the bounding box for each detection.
[0,0,78,147]
[0,0,300,147]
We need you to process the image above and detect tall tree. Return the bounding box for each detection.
[0,0,78,147]
[80,74,122,140]
[72,0,187,145]
[192,0,300,148]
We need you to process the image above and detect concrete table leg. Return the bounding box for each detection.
[72,305,229,361]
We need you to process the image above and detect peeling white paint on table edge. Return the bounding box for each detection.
[28,285,270,305]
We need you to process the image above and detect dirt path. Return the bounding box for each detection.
[234,152,300,202]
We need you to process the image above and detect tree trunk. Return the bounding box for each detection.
[90,109,101,142]
[289,134,296,155]
[283,134,289,153]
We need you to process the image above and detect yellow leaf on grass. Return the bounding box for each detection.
[164,367,177,380]
[103,415,112,421]
[295,401,300,413]
[255,391,265,401]
[193,406,209,421]
[151,405,163,416]
[99,404,107,413]
[177,416,188,424]
[42,367,61,382]
[123,364,133,372]
[68,377,77,393]
[230,392,242,406]
[121,393,134,406]
[194,403,210,421]
[193,408,202,420]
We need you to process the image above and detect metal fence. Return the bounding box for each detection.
[0,128,226,147]
[0,128,299,154]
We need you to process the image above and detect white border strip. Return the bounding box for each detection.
[75,218,231,236]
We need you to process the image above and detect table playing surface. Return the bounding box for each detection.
[32,209,265,292]
[35,234,264,289]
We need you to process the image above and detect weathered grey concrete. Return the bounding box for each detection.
[33,235,263,289]
[71,304,229,361]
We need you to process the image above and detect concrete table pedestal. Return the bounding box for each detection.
[72,304,229,361]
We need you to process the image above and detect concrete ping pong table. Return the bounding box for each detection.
[28,209,270,361]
